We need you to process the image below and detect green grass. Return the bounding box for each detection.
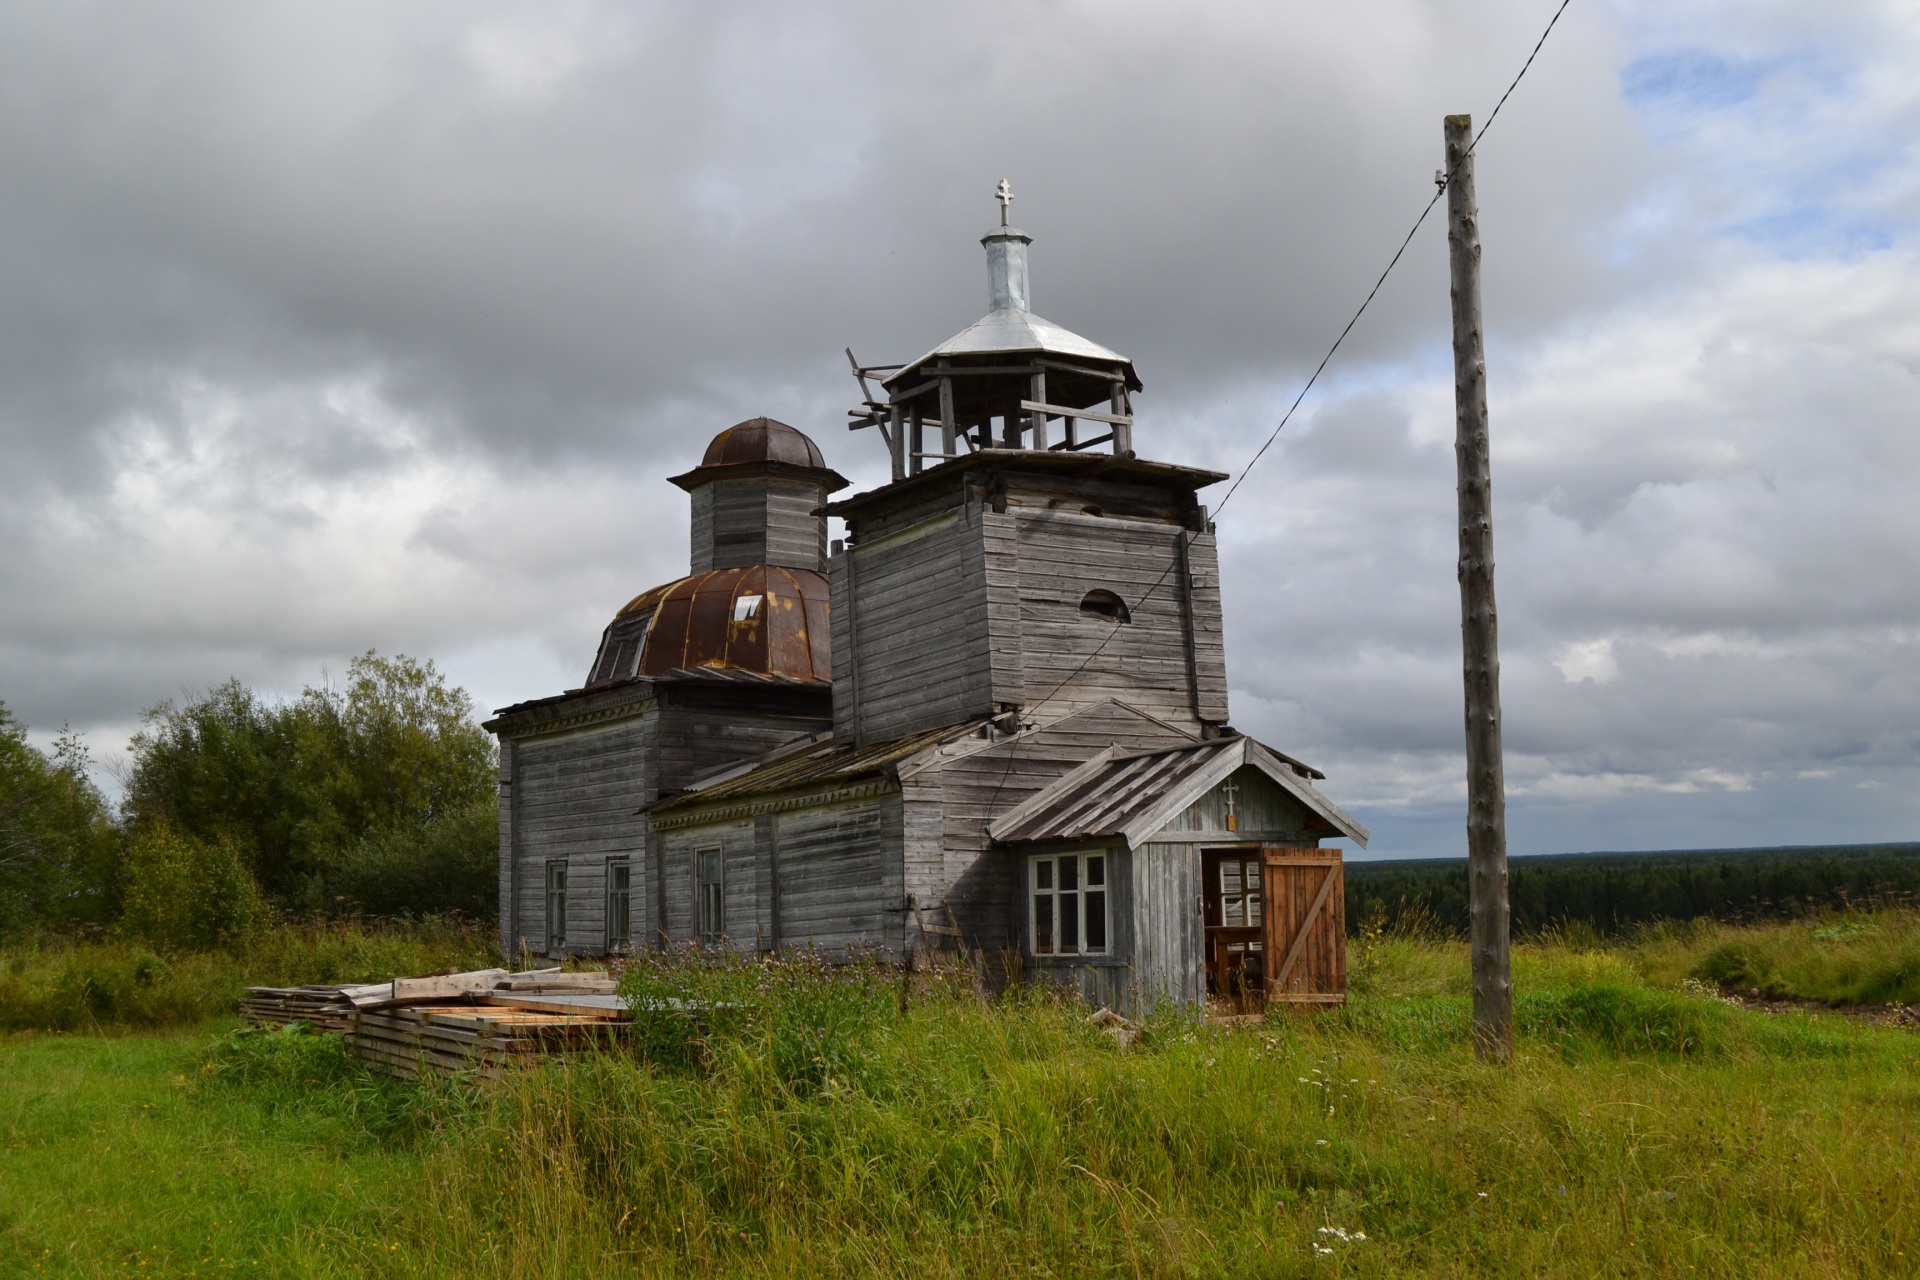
[0,919,500,1031]
[2,915,1918,1278]
[1631,911,1920,1005]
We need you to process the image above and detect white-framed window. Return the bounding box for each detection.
[545,860,568,954]
[606,858,632,950]
[696,845,724,942]
[1030,852,1109,956]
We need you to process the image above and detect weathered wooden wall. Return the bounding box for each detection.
[508,712,655,958]
[691,475,827,573]
[832,510,1008,745]
[832,470,1228,749]
[497,688,829,958]
[1157,766,1325,841]
[902,701,1196,956]
[1130,842,1205,1009]
[1013,510,1228,727]
[655,793,904,954]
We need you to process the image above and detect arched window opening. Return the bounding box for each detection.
[1080,589,1131,623]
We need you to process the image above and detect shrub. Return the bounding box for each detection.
[118,822,270,951]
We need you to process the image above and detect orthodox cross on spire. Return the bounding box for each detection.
[995,178,1013,227]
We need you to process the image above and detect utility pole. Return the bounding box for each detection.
[1444,114,1512,1063]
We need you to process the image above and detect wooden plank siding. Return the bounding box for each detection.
[832,510,999,744]
[1131,842,1205,1010]
[908,701,1200,958]
[511,715,655,958]
[656,796,903,956]
[1157,765,1326,840]
[690,475,829,573]
[496,688,829,958]
[1013,511,1227,727]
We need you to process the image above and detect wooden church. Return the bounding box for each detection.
[486,192,1368,1010]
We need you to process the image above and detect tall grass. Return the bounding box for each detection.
[3,918,1916,1277]
[389,933,1919,1279]
[1630,909,1920,1005]
[0,917,499,1031]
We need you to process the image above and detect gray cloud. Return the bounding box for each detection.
[0,0,1915,855]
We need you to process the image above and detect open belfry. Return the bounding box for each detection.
[487,187,1367,1011]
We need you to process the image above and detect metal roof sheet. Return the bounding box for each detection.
[989,736,1369,848]
[885,307,1134,387]
[646,723,972,813]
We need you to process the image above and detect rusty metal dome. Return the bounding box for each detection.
[701,417,828,470]
[585,565,830,686]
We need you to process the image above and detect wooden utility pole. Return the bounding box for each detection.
[1444,114,1512,1062]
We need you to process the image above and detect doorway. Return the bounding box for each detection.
[1202,847,1264,1012]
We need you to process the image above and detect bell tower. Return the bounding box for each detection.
[831,186,1230,746]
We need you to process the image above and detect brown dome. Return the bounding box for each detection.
[587,566,829,686]
[701,417,828,471]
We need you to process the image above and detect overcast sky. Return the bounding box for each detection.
[2,1,1915,858]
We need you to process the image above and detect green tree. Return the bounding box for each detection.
[123,652,498,916]
[118,822,269,951]
[0,703,119,933]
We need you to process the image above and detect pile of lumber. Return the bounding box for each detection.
[346,1002,628,1082]
[238,965,632,1080]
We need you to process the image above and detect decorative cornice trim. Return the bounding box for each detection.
[650,778,896,830]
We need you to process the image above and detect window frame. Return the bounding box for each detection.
[695,844,724,943]
[544,860,568,955]
[605,857,632,952]
[1029,851,1111,958]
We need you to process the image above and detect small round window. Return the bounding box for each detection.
[1079,589,1131,623]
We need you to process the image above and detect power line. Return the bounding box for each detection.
[979,0,1575,820]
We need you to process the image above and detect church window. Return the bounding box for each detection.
[696,846,724,941]
[1030,853,1108,956]
[1079,589,1131,623]
[606,859,632,950]
[732,594,764,622]
[545,861,568,954]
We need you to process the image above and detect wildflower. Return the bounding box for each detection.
[1316,1139,1329,1146]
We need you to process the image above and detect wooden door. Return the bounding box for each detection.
[1202,848,1266,1012]
[1262,847,1346,1004]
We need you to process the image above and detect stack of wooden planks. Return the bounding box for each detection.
[238,966,633,1080]
[345,1001,628,1081]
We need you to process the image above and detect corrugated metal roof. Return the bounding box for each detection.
[646,724,970,813]
[990,736,1369,848]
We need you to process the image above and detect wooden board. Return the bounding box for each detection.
[1262,847,1346,1004]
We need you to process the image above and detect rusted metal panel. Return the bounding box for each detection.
[599,566,830,684]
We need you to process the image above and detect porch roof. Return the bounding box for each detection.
[987,734,1370,849]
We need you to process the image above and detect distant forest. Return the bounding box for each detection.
[1345,844,1920,937]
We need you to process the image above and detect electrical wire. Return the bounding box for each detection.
[977,0,1577,826]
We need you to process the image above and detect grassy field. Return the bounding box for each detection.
[2,914,1917,1279]
[0,919,499,1032]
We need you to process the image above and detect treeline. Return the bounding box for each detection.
[1346,844,1920,937]
[0,653,497,950]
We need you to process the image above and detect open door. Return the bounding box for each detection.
[1202,848,1266,1013]
[1262,847,1346,1005]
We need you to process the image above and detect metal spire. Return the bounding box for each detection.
[995,178,1013,227]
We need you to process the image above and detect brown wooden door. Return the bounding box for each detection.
[1202,848,1266,1012]
[1261,847,1346,1004]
